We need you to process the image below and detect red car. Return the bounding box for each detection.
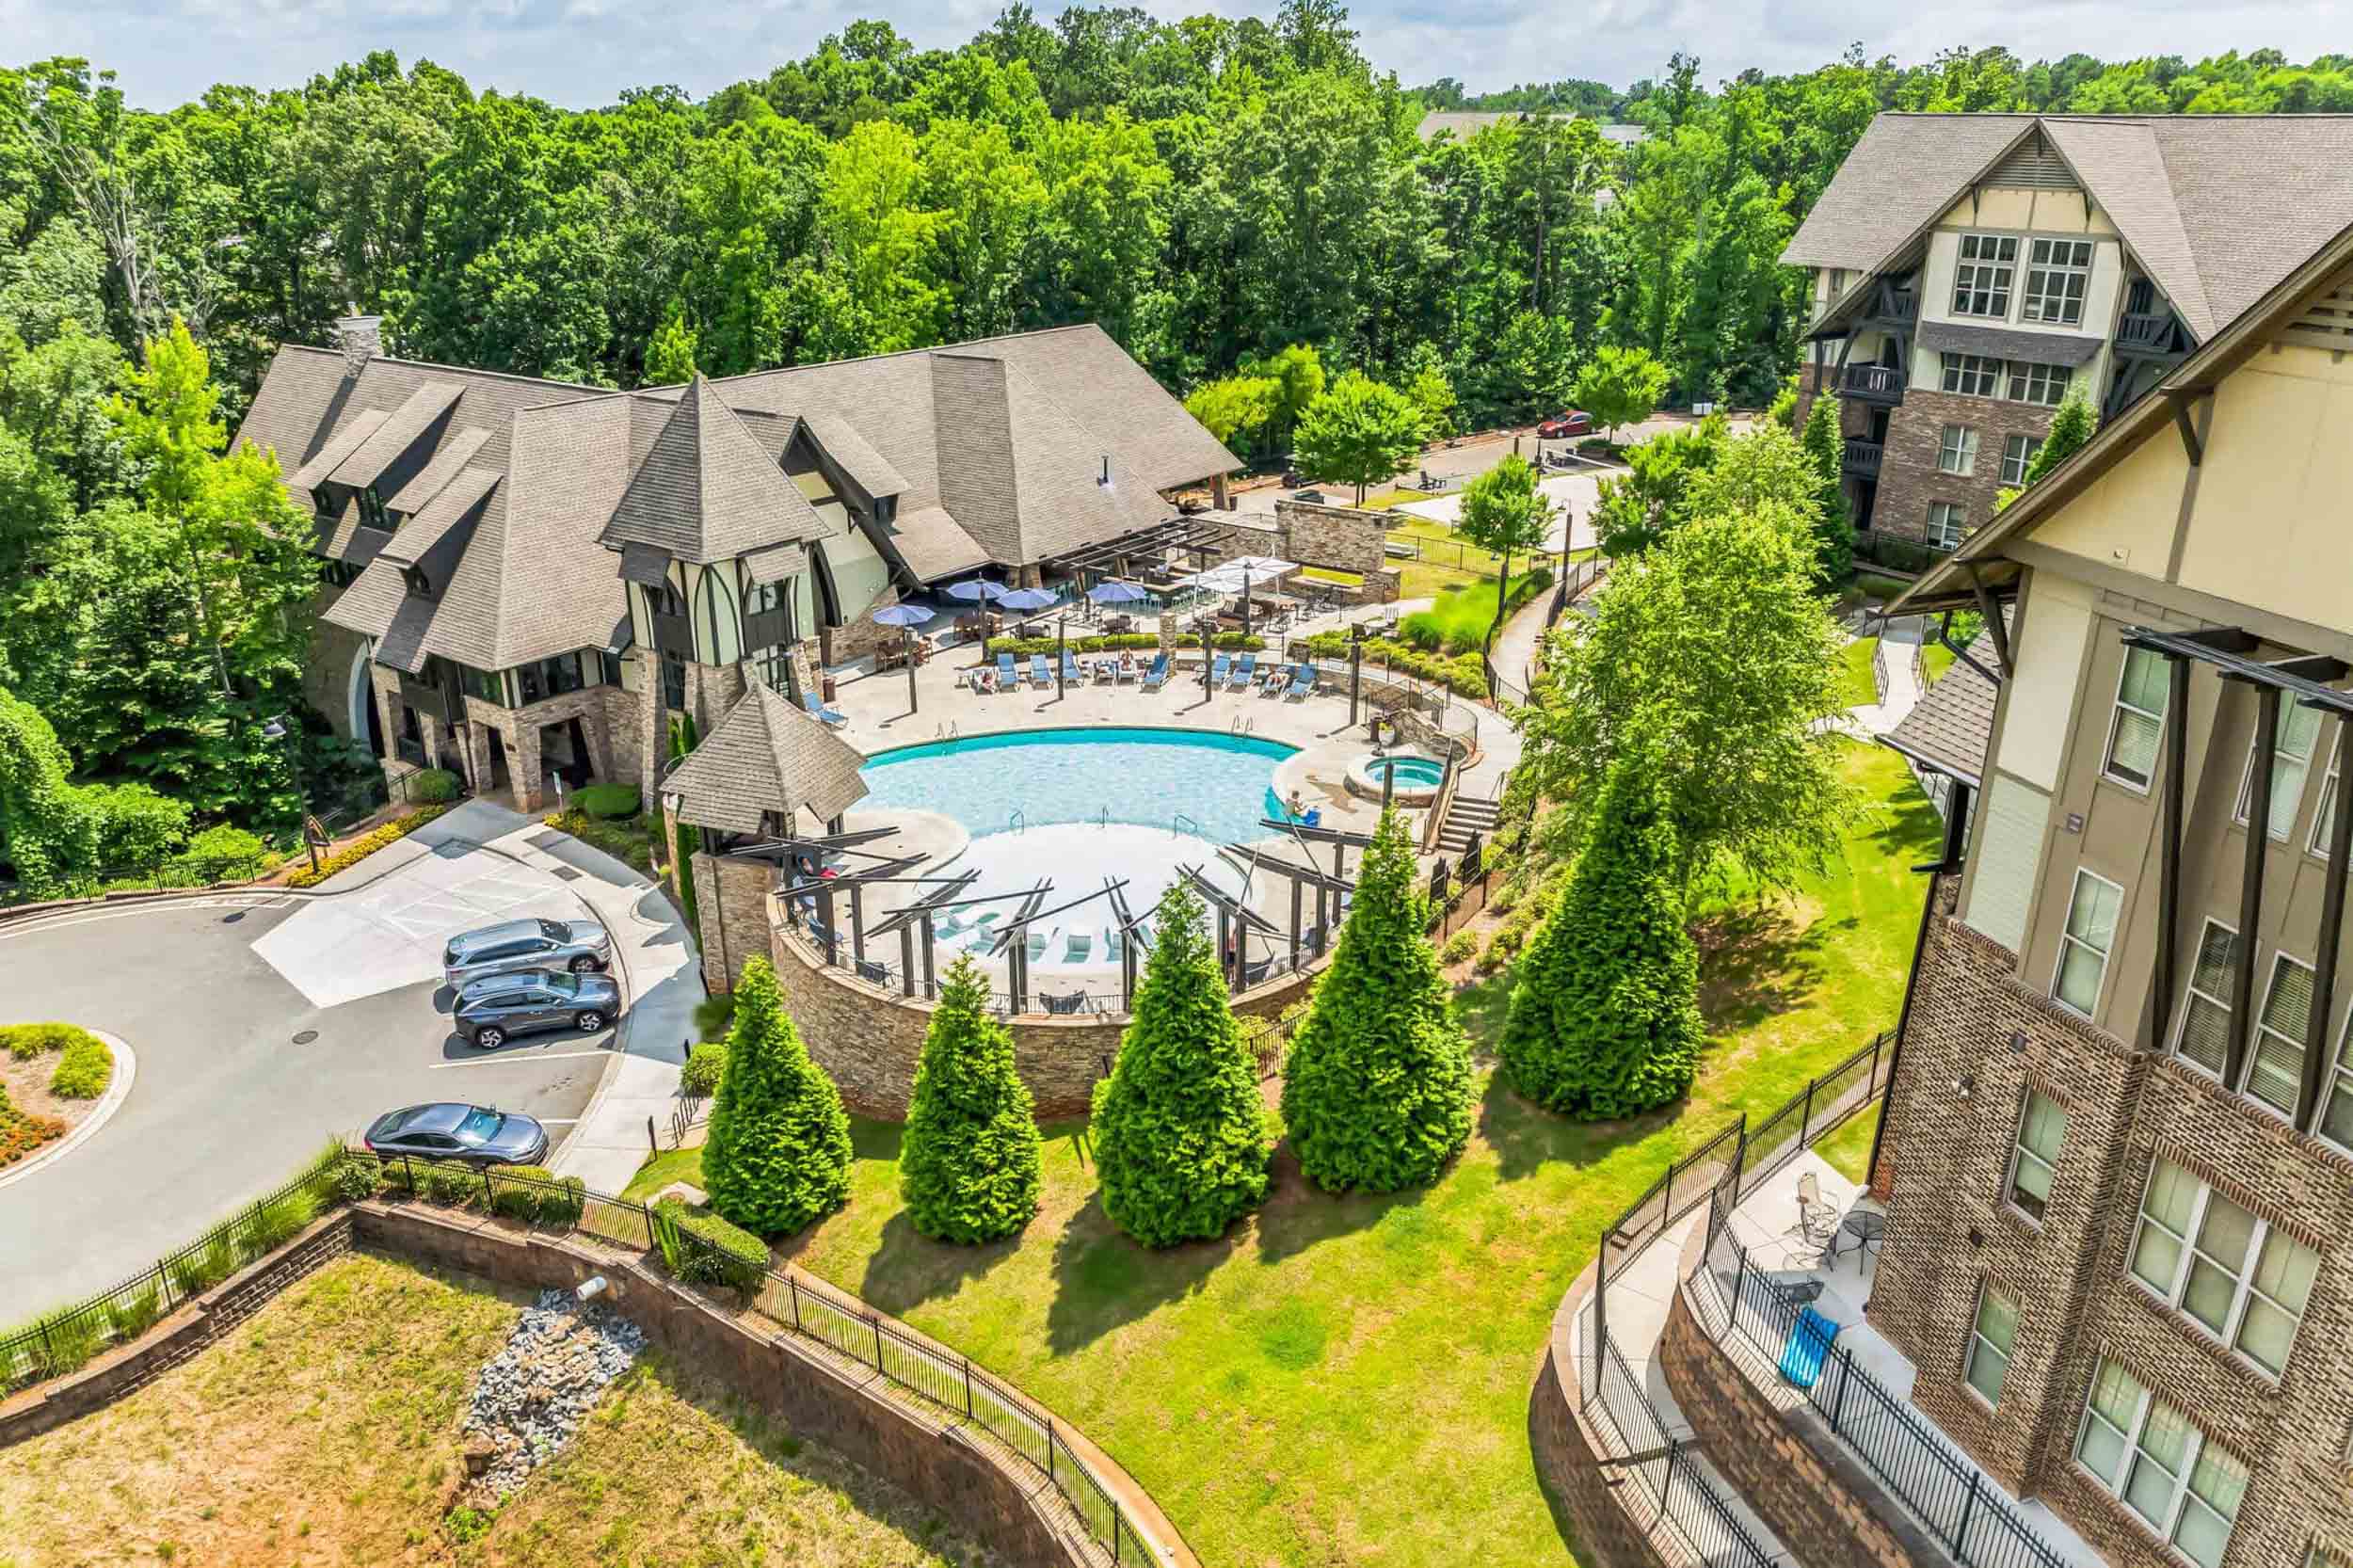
[1536,410,1593,440]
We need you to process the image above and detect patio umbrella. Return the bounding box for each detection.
[873,603,936,714]
[941,578,1004,602]
[1087,579,1150,604]
[996,586,1058,612]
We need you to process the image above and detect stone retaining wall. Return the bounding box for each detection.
[1527,1266,1675,1568]
[0,1211,353,1448]
[769,915,1317,1120]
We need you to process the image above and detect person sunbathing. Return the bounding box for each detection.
[973,666,998,695]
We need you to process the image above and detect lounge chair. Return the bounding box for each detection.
[1104,925,1124,962]
[1026,929,1050,963]
[856,957,895,986]
[801,692,849,727]
[1285,661,1317,699]
[932,908,970,940]
[966,913,1000,951]
[1228,653,1257,690]
[996,651,1018,689]
[1209,653,1231,686]
[1064,930,1092,963]
[1093,657,1117,683]
[1029,654,1052,688]
[1062,652,1084,685]
[1141,652,1170,689]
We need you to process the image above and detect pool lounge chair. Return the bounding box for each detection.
[1029,654,1052,688]
[1141,652,1170,689]
[1285,661,1317,699]
[1062,652,1084,685]
[996,651,1018,689]
[1228,653,1257,690]
[801,692,849,727]
[1064,930,1092,963]
[931,908,970,940]
[1209,653,1231,686]
[1104,925,1124,962]
[1026,928,1050,962]
[966,913,1001,951]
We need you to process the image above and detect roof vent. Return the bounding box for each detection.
[331,310,383,375]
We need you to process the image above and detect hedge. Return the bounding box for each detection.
[1293,630,1486,698]
[284,805,450,888]
[983,631,1267,656]
[571,781,641,819]
[410,767,461,804]
[655,1197,769,1289]
[488,1163,586,1226]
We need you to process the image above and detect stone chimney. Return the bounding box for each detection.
[331,309,383,375]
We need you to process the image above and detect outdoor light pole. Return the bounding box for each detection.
[262,715,321,877]
[906,628,919,713]
[1241,566,1253,642]
[1055,616,1066,699]
[1348,623,1365,727]
[1199,616,1215,700]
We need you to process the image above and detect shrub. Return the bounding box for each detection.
[411,767,460,804]
[48,1032,112,1098]
[680,1042,728,1096]
[332,1152,381,1203]
[900,954,1042,1244]
[655,1197,768,1289]
[284,805,449,888]
[693,991,736,1040]
[419,1159,485,1208]
[0,1087,66,1167]
[176,824,274,882]
[104,1287,163,1340]
[1502,744,1700,1118]
[168,1234,239,1298]
[702,957,854,1238]
[78,780,191,868]
[1090,881,1271,1247]
[244,1187,322,1256]
[23,1308,100,1377]
[1281,808,1474,1193]
[1438,930,1478,965]
[487,1163,582,1224]
[571,781,641,819]
[4,1021,90,1060]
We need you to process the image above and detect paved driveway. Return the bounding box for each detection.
[0,804,612,1320]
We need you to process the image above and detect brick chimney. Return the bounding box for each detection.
[331,309,382,375]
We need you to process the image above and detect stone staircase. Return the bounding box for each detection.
[1435,791,1499,856]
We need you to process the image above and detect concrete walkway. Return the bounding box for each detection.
[1845,629,1924,738]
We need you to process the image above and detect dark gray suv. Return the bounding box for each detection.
[441,917,610,990]
[454,968,619,1049]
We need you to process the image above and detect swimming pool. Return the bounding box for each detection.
[859,728,1297,846]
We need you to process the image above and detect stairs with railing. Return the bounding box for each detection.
[1435,791,1499,856]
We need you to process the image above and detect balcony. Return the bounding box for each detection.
[1874,287,1919,327]
[2115,311,2177,353]
[1837,362,1907,407]
[1843,439,1884,480]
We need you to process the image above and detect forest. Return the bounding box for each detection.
[1,4,2349,874]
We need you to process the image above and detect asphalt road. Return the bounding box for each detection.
[0,860,609,1320]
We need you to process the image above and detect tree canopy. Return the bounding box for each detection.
[1454,454,1557,647]
[900,952,1044,1244]
[1291,370,1422,504]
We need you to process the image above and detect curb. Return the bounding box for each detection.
[0,1029,137,1192]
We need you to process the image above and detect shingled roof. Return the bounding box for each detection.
[1880,634,2007,788]
[598,376,831,564]
[1785,114,2353,344]
[663,680,871,835]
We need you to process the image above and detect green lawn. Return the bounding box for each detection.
[648,742,1936,1568]
[1838,636,1881,709]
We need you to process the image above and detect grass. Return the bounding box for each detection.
[0,1253,984,1568]
[1297,565,1365,587]
[1817,1103,1881,1187]
[1838,636,1881,709]
[642,740,1938,1568]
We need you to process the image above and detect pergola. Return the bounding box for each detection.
[1044,517,1231,583]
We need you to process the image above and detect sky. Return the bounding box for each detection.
[4,0,2344,111]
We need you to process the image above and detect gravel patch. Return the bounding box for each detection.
[460,1288,645,1497]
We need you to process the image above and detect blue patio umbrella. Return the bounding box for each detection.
[996,587,1059,612]
[941,578,1004,602]
[1087,579,1150,605]
[873,602,936,712]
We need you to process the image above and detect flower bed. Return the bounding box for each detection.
[285,805,451,889]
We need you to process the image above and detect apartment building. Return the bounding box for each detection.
[1867,216,2353,1568]
[1785,113,2353,558]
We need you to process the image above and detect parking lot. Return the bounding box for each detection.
[0,808,616,1320]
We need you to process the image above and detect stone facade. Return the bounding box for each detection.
[1526,1268,1677,1568]
[303,610,374,748]
[1866,899,2353,1568]
[1269,498,1394,582]
[765,911,1317,1120]
[459,684,634,813]
[821,584,905,667]
[691,849,773,995]
[1871,386,2057,549]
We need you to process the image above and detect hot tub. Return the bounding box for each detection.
[1345,751,1446,806]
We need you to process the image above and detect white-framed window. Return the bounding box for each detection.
[2237,697,2324,840]
[1927,501,1968,550]
[2173,919,2239,1080]
[1952,232,2018,317]
[2309,749,2341,858]
[1941,351,2002,397]
[2008,1090,2066,1221]
[2074,1356,2247,1568]
[2102,646,2170,789]
[2246,953,2316,1117]
[1964,1283,2018,1406]
[2053,869,2122,1018]
[2000,432,2041,486]
[2023,237,2093,326]
[1937,424,1980,475]
[2009,361,2073,406]
[2129,1159,2318,1376]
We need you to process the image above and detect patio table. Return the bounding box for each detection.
[1836,1208,1887,1260]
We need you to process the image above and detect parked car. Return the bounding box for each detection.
[454,968,619,1049]
[1536,410,1593,440]
[362,1101,550,1167]
[441,916,610,989]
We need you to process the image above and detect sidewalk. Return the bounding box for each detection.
[474,818,704,1194]
[1842,632,1923,739]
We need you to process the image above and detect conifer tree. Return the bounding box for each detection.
[1798,394,1854,583]
[1281,808,1474,1192]
[1090,881,1271,1247]
[703,956,854,1236]
[900,953,1042,1243]
[1997,391,2099,512]
[1502,744,1702,1119]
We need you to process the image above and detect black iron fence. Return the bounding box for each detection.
[1690,1192,2072,1568]
[1589,1328,1779,1568]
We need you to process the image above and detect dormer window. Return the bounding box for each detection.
[358,486,392,531]
[402,565,431,596]
[312,486,337,520]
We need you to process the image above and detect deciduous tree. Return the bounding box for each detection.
[1572,344,1670,445]
[1454,454,1557,649]
[1291,370,1421,504]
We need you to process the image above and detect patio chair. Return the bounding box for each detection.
[1141,652,1170,689]
[1240,954,1277,987]
[1778,1305,1842,1391]
[1062,652,1085,685]
[996,651,1018,689]
[856,957,895,986]
[1041,990,1090,1016]
[1229,653,1257,690]
[1285,662,1317,699]
[1209,653,1232,686]
[1093,657,1117,683]
[1064,930,1092,963]
[1029,654,1052,688]
[1796,1171,1842,1252]
[801,692,849,727]
[1026,928,1050,963]
[1112,654,1140,683]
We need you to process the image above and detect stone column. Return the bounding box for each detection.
[1212,472,1230,511]
[513,718,546,814]
[637,658,663,809]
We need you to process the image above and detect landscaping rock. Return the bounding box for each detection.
[459,1288,645,1497]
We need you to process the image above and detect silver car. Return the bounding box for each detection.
[441,917,610,990]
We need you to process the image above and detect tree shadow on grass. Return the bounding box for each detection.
[1693,899,1830,1037]
[1248,1140,1427,1269]
[853,1210,1021,1320]
[1452,968,1514,1056]
[1045,1191,1238,1355]
[1481,1068,1671,1185]
[1867,781,1946,858]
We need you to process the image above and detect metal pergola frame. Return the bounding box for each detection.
[1044,517,1232,579]
[1176,864,1282,990]
[1221,844,1348,971]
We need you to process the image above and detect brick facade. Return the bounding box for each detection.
[1872,388,2057,550]
[1870,899,2353,1568]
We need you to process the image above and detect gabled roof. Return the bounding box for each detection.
[1880,644,2004,788]
[598,376,830,564]
[329,380,463,489]
[1786,114,2353,344]
[386,425,493,515]
[663,680,870,835]
[801,411,908,500]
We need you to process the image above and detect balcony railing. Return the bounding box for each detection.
[1874,287,1918,326]
[2115,311,2175,351]
[1843,439,1884,480]
[1837,363,1906,406]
